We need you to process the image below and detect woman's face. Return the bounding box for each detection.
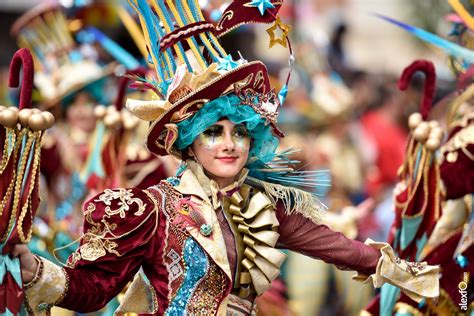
[66,92,96,133]
[191,119,250,188]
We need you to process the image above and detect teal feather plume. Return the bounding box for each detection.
[375,13,474,64]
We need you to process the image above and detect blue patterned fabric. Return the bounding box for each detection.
[165,238,208,315]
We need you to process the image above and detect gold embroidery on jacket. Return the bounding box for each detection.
[79,235,120,261]
[67,189,151,264]
[95,188,147,218]
[70,202,120,263]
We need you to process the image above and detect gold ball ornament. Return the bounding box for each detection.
[446,151,458,163]
[0,105,5,111]
[413,122,430,142]
[106,105,118,115]
[28,113,47,131]
[428,120,439,129]
[31,108,41,114]
[123,118,140,130]
[94,105,107,119]
[122,112,139,130]
[104,112,121,128]
[0,108,19,127]
[429,126,444,140]
[18,108,33,126]
[41,111,55,129]
[408,113,423,130]
[425,137,441,151]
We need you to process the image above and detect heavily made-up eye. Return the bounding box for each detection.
[203,125,223,137]
[233,124,248,138]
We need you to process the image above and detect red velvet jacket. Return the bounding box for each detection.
[56,169,380,314]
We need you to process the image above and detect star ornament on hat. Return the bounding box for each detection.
[266,16,291,48]
[246,0,275,16]
[124,0,290,157]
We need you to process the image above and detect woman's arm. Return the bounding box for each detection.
[20,187,160,314]
[276,207,439,302]
[277,210,379,275]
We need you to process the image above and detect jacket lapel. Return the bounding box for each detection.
[173,167,232,280]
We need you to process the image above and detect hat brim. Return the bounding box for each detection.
[10,3,59,37]
[40,62,117,109]
[146,60,270,156]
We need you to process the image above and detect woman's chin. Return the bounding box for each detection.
[207,161,242,181]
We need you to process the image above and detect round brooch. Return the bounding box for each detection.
[200,223,212,236]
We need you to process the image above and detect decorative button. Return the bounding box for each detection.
[167,177,180,186]
[37,302,50,311]
[199,224,212,236]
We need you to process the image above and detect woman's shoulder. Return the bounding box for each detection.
[80,187,161,247]
[84,187,160,223]
[68,187,162,265]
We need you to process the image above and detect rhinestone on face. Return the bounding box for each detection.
[200,223,212,236]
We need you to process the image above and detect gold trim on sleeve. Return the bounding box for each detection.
[24,257,68,314]
[353,239,440,303]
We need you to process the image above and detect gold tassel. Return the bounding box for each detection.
[0,106,54,244]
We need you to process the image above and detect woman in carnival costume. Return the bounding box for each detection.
[11,0,439,315]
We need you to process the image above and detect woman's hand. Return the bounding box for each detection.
[10,244,38,284]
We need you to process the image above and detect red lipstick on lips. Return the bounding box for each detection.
[217,156,237,163]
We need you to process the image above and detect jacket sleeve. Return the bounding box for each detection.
[24,187,160,314]
[275,207,380,275]
[276,205,439,302]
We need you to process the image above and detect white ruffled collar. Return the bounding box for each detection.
[182,160,248,208]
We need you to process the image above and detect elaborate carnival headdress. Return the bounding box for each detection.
[124,0,292,156]
[11,2,139,108]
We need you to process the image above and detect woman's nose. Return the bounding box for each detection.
[223,133,235,150]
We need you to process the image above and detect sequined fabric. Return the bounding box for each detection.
[165,238,208,315]
[155,182,229,315]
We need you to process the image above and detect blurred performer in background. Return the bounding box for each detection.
[279,69,376,316]
[363,3,474,313]
[10,2,122,262]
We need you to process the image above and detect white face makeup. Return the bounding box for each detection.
[196,123,250,150]
[191,120,250,188]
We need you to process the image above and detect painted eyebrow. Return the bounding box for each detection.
[204,125,224,132]
[233,124,248,132]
